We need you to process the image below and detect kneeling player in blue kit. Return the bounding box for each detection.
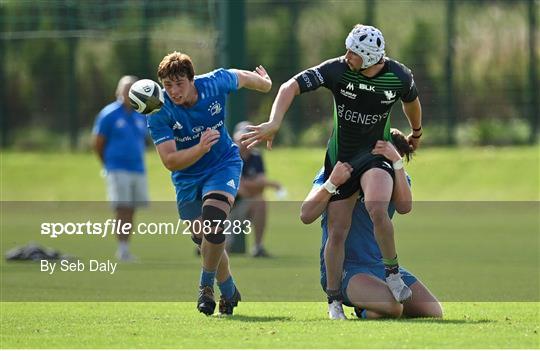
[301,129,442,319]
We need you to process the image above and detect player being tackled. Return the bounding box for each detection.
[242,24,423,318]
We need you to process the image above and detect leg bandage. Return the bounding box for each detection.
[201,193,230,244]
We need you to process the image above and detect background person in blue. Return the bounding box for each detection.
[147,52,272,316]
[301,129,442,319]
[92,75,149,261]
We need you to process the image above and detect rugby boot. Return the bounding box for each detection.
[328,300,347,320]
[218,287,241,315]
[197,286,216,316]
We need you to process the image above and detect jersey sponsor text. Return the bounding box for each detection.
[337,104,389,125]
[175,120,224,144]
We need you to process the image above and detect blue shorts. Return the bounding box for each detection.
[175,157,242,220]
[320,264,418,306]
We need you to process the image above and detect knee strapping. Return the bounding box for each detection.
[202,193,230,244]
[202,193,231,206]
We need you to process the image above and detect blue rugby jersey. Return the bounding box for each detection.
[147,68,240,185]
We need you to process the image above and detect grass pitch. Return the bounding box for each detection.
[1,146,539,348]
[2,146,539,201]
[1,302,538,348]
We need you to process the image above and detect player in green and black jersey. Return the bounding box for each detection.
[241,24,423,319]
[294,54,418,201]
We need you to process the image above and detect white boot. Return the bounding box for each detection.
[328,300,347,320]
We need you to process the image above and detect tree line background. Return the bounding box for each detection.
[1,0,538,150]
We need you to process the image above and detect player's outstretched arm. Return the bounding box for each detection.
[241,78,300,150]
[300,162,352,224]
[402,97,423,151]
[231,65,272,93]
[156,129,220,171]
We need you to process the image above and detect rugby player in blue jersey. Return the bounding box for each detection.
[147,52,272,316]
[301,129,442,319]
[242,24,422,318]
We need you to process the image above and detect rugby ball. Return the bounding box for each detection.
[128,79,164,114]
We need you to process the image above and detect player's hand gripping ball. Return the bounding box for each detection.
[128,79,164,114]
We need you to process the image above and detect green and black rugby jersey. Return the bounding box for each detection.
[294,56,418,165]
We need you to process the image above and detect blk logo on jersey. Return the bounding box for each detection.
[226,179,236,189]
[358,83,375,92]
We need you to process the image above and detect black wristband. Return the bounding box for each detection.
[412,133,422,139]
[412,126,422,132]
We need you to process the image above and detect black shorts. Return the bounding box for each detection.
[323,151,395,202]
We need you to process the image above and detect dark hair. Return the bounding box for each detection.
[390,128,414,162]
[157,51,195,81]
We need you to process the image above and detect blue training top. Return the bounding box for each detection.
[147,68,240,186]
[93,100,147,173]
